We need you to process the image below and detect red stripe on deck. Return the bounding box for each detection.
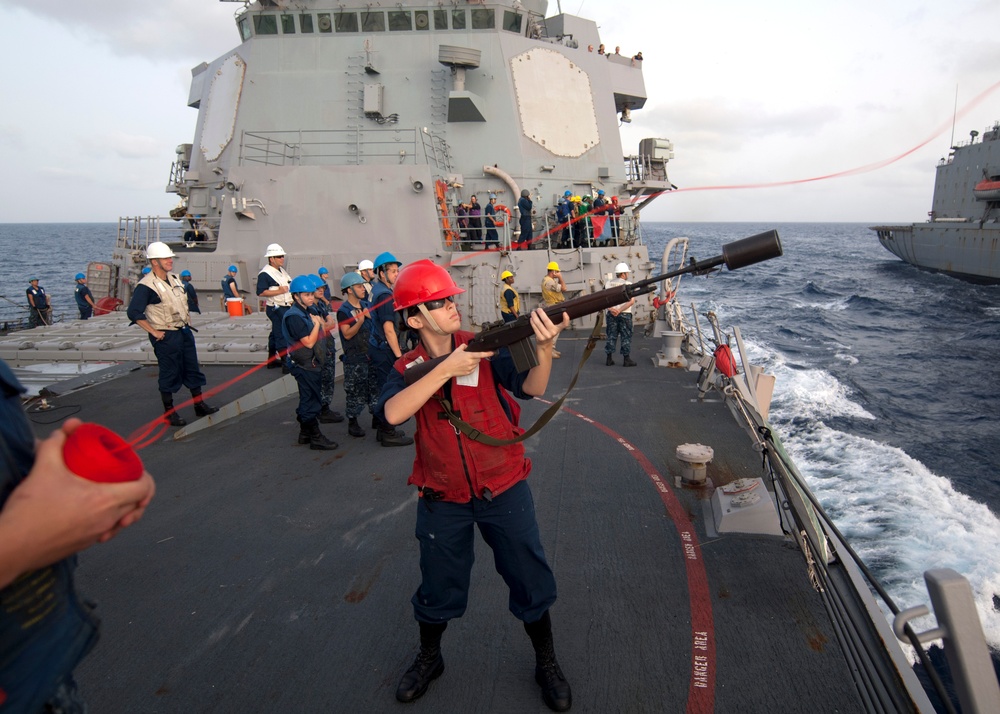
[551,402,717,713]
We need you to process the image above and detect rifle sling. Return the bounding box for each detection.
[435,314,604,446]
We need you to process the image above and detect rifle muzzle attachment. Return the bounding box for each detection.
[721,230,783,271]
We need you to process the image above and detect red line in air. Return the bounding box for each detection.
[123,79,1000,449]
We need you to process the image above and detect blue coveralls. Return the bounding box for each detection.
[221,275,237,299]
[517,195,533,248]
[484,202,498,245]
[282,304,323,423]
[74,283,93,320]
[0,360,98,713]
[183,282,200,314]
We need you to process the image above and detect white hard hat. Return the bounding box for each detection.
[358,259,374,271]
[264,243,286,258]
[614,262,630,274]
[146,242,175,260]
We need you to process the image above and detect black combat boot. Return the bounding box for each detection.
[377,424,414,447]
[348,417,365,438]
[372,415,404,435]
[298,418,338,450]
[606,354,614,366]
[191,388,219,417]
[373,416,413,446]
[622,355,637,368]
[266,349,280,369]
[319,406,344,423]
[395,622,447,703]
[161,392,186,427]
[524,611,572,712]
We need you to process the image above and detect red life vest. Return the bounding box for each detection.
[395,331,530,502]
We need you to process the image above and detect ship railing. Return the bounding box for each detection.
[239,127,453,172]
[115,216,223,261]
[707,332,999,713]
[624,154,669,183]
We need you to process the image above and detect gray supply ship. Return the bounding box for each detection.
[873,123,1000,283]
[2,2,999,711]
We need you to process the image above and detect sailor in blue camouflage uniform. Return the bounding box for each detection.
[0,359,155,713]
[604,263,637,367]
[309,274,343,425]
[337,271,373,438]
[366,252,413,446]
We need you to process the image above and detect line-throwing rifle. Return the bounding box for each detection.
[404,230,782,385]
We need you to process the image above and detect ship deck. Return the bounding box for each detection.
[34,331,867,713]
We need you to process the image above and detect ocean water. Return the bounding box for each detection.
[642,222,1000,656]
[2,221,999,655]
[0,223,116,326]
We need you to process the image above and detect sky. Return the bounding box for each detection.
[1,0,999,223]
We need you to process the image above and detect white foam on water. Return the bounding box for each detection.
[738,335,1000,653]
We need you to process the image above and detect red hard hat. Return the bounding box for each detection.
[393,259,465,311]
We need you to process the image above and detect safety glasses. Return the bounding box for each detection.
[422,296,455,310]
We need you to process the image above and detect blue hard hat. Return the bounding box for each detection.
[598,189,605,195]
[29,277,38,282]
[373,251,402,272]
[341,272,366,291]
[75,273,86,281]
[228,265,238,273]
[142,267,151,275]
[180,269,192,278]
[564,190,572,197]
[289,275,316,294]
[308,274,324,290]
[318,266,329,275]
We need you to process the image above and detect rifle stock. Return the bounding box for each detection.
[402,230,781,385]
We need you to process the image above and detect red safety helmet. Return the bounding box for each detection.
[393,259,465,311]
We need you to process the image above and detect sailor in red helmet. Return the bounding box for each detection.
[377,259,572,712]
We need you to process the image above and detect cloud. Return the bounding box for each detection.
[4,0,237,62]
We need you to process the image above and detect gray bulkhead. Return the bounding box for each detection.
[141,1,662,327]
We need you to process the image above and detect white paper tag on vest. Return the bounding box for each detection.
[456,364,480,388]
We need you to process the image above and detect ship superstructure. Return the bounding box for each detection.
[873,123,1000,283]
[108,0,674,326]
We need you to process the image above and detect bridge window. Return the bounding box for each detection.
[388,10,412,31]
[414,10,430,31]
[253,15,278,35]
[280,14,295,34]
[503,11,523,33]
[434,9,448,29]
[239,16,252,41]
[362,11,385,32]
[334,12,357,32]
[299,14,314,33]
[317,13,333,32]
[471,9,495,29]
[452,9,466,30]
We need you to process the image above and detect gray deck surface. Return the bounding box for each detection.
[32,332,866,713]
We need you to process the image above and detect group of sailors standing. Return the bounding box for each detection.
[254,244,414,450]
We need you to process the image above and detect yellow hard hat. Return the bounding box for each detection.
[546,261,560,271]
[500,270,514,280]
